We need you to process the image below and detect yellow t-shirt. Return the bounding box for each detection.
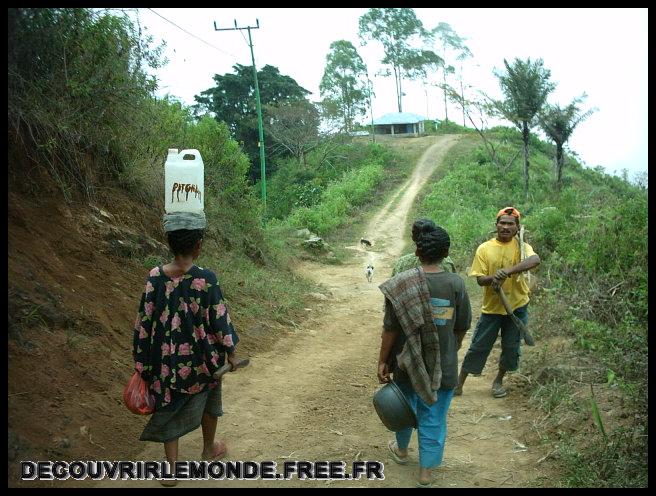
[468,237,536,315]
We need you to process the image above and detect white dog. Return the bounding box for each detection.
[365,265,374,283]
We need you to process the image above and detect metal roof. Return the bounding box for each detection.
[372,112,427,125]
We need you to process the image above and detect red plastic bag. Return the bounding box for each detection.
[123,371,155,415]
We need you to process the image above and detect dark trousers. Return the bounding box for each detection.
[461,305,528,374]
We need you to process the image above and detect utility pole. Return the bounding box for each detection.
[214,19,267,208]
[367,73,375,143]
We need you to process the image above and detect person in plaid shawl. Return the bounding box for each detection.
[378,222,472,487]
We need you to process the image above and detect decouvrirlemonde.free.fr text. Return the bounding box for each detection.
[21,460,385,481]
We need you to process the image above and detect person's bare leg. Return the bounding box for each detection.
[164,439,178,465]
[161,439,179,486]
[454,370,469,396]
[492,367,508,397]
[200,412,228,460]
[200,412,219,458]
[418,467,432,485]
[391,440,408,459]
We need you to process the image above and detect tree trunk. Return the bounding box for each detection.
[393,65,402,113]
[555,142,564,190]
[397,70,403,113]
[443,70,448,122]
[345,102,352,133]
[460,77,466,127]
[522,121,530,199]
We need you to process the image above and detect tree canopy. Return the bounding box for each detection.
[540,95,596,190]
[492,57,556,198]
[431,22,472,122]
[320,40,369,133]
[194,64,311,181]
[358,8,442,113]
[264,100,321,167]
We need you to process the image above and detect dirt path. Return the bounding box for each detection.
[92,135,551,488]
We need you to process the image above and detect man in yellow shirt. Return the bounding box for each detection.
[455,207,540,398]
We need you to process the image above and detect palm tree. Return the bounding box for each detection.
[540,96,596,190]
[492,58,556,199]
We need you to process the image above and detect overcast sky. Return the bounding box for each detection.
[127,8,647,179]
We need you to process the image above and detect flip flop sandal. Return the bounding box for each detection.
[416,481,432,488]
[492,385,507,398]
[387,440,409,465]
[203,440,228,461]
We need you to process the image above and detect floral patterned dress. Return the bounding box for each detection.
[132,265,238,410]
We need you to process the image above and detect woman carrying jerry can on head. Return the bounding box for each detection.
[129,149,246,486]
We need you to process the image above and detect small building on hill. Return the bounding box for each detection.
[373,112,427,136]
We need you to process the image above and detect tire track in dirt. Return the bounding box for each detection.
[90,135,552,488]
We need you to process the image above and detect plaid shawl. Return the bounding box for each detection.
[379,267,441,405]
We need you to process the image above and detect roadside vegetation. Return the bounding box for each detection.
[414,129,647,488]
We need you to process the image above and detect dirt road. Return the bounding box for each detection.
[93,135,552,488]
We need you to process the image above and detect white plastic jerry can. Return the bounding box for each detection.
[164,148,205,214]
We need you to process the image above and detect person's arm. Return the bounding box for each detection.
[377,327,399,383]
[208,277,240,369]
[476,274,496,287]
[133,280,155,381]
[492,254,541,287]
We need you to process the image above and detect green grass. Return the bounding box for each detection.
[415,127,648,488]
[194,230,318,344]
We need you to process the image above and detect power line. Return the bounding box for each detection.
[146,8,238,59]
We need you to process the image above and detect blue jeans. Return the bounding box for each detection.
[394,382,454,469]
[461,305,528,375]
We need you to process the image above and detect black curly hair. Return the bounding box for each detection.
[411,218,436,242]
[166,229,204,256]
[415,225,450,264]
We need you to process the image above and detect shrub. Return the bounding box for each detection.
[286,160,385,235]
[8,8,164,201]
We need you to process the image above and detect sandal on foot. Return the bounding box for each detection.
[202,440,228,461]
[492,384,507,398]
[416,480,432,488]
[387,440,408,465]
[159,479,178,487]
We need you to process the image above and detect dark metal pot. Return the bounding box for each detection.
[372,381,417,432]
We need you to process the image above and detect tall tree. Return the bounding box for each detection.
[539,95,595,190]
[320,40,369,133]
[194,64,311,181]
[358,8,442,113]
[491,58,556,199]
[431,22,471,123]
